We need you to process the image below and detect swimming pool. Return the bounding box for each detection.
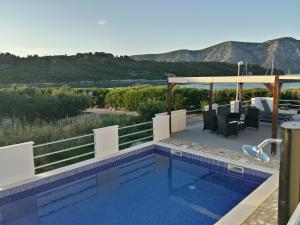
[0,145,272,225]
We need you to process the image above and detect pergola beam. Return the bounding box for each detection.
[169,75,276,84]
[263,83,274,91]
[167,83,176,133]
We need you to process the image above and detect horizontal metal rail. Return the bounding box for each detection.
[119,128,153,139]
[119,135,153,147]
[187,114,201,118]
[33,133,94,148]
[279,99,300,102]
[34,142,94,159]
[186,109,201,113]
[279,103,300,107]
[217,103,231,107]
[119,121,152,130]
[242,101,251,105]
[35,151,94,169]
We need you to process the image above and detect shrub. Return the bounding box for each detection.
[0,86,91,122]
[72,88,109,107]
[280,88,300,100]
[0,113,137,147]
[138,100,166,120]
[212,88,272,105]
[173,88,208,110]
[105,86,208,111]
[213,89,236,104]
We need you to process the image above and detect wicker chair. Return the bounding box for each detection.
[203,110,218,132]
[216,114,239,137]
[245,107,259,129]
[217,105,230,116]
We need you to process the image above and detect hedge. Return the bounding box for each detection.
[104,86,275,111]
[104,86,210,111]
[0,86,91,122]
[2,85,300,122]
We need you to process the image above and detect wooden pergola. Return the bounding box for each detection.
[167,75,300,155]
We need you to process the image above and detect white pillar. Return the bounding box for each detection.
[0,142,35,187]
[153,115,170,141]
[230,100,240,113]
[93,125,119,158]
[171,110,186,133]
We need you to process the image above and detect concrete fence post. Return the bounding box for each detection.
[93,125,119,158]
[230,100,240,113]
[153,115,170,141]
[0,142,35,187]
[171,110,186,133]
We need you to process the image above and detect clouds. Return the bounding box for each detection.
[97,19,108,26]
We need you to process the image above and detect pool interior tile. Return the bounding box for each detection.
[0,144,271,206]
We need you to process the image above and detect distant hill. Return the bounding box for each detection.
[0,52,278,84]
[131,37,300,73]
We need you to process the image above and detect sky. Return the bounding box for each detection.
[0,0,300,57]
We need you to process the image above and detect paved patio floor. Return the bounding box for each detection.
[172,121,281,160]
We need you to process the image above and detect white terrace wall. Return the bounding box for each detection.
[0,142,35,187]
[171,110,186,133]
[94,125,119,158]
[154,110,187,133]
[153,114,170,141]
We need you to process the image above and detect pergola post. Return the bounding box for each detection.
[209,83,213,110]
[167,82,176,133]
[239,83,244,102]
[271,76,280,155]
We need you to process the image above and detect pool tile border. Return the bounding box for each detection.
[0,144,154,204]
[155,145,271,180]
[0,141,274,211]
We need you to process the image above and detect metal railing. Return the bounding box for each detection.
[33,133,95,173]
[279,99,300,111]
[118,121,153,149]
[241,100,251,107]
[32,121,154,173]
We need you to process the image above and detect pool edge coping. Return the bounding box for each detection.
[0,140,278,225]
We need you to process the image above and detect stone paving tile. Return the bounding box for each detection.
[162,138,280,170]
[161,138,279,225]
[242,190,278,225]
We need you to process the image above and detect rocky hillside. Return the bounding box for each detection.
[131,37,300,73]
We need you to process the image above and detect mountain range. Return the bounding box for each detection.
[131,37,300,74]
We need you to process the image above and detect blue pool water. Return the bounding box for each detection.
[0,148,269,225]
